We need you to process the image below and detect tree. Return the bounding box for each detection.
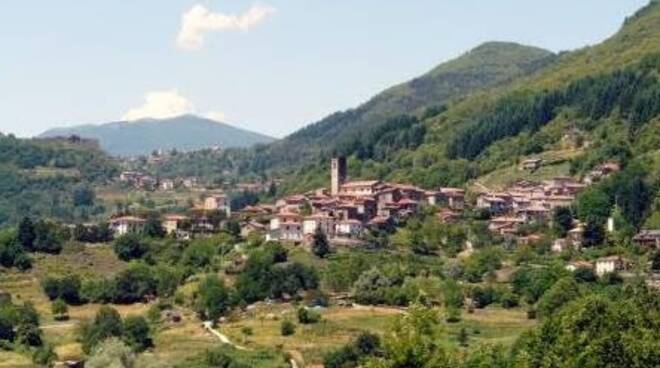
[324,332,381,368]
[33,220,63,253]
[536,277,580,318]
[18,217,36,251]
[73,186,95,207]
[42,275,82,304]
[224,219,241,238]
[582,220,605,247]
[552,207,574,237]
[143,213,165,238]
[512,288,660,368]
[113,263,157,303]
[113,234,148,261]
[86,337,136,368]
[576,187,612,226]
[51,299,68,321]
[195,275,231,322]
[312,227,330,258]
[363,303,449,367]
[573,267,598,283]
[122,316,152,352]
[81,306,124,353]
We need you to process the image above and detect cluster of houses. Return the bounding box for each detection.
[108,191,231,237]
[108,158,660,264]
[478,161,624,250]
[118,171,199,191]
[261,157,465,245]
[478,176,587,236]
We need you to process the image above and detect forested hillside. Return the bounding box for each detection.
[0,134,118,226]
[149,42,556,179]
[285,1,660,200]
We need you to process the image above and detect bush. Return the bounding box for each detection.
[51,299,68,321]
[86,337,136,368]
[573,267,598,283]
[42,275,82,304]
[195,275,231,322]
[297,307,321,324]
[32,344,57,366]
[470,286,496,309]
[113,234,148,261]
[280,320,296,336]
[323,332,381,368]
[122,316,152,352]
[81,306,124,353]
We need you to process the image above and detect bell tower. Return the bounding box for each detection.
[331,157,347,196]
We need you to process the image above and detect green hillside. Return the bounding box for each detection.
[150,42,556,179]
[0,134,118,226]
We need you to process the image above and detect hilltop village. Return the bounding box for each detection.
[106,156,659,277]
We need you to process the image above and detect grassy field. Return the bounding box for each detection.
[218,303,535,366]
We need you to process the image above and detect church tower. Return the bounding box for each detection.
[331,157,347,196]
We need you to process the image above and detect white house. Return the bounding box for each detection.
[595,256,624,276]
[109,216,146,236]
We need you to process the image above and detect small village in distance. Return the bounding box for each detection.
[109,156,659,279]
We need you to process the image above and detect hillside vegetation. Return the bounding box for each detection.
[149,42,556,179]
[283,1,660,193]
[0,134,117,226]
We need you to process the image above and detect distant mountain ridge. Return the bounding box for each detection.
[150,41,557,180]
[39,115,275,157]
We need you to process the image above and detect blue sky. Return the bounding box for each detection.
[0,1,649,138]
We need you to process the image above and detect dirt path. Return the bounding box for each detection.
[202,321,248,350]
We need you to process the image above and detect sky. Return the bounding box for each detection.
[0,1,649,138]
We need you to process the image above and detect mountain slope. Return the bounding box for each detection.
[151,42,556,179]
[373,1,660,189]
[278,42,555,162]
[40,115,275,157]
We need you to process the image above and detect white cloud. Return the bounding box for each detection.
[205,111,227,122]
[176,3,276,50]
[122,89,194,121]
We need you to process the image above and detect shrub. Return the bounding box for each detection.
[122,316,152,352]
[297,307,321,324]
[51,299,68,321]
[280,320,296,336]
[113,234,148,261]
[42,275,82,304]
